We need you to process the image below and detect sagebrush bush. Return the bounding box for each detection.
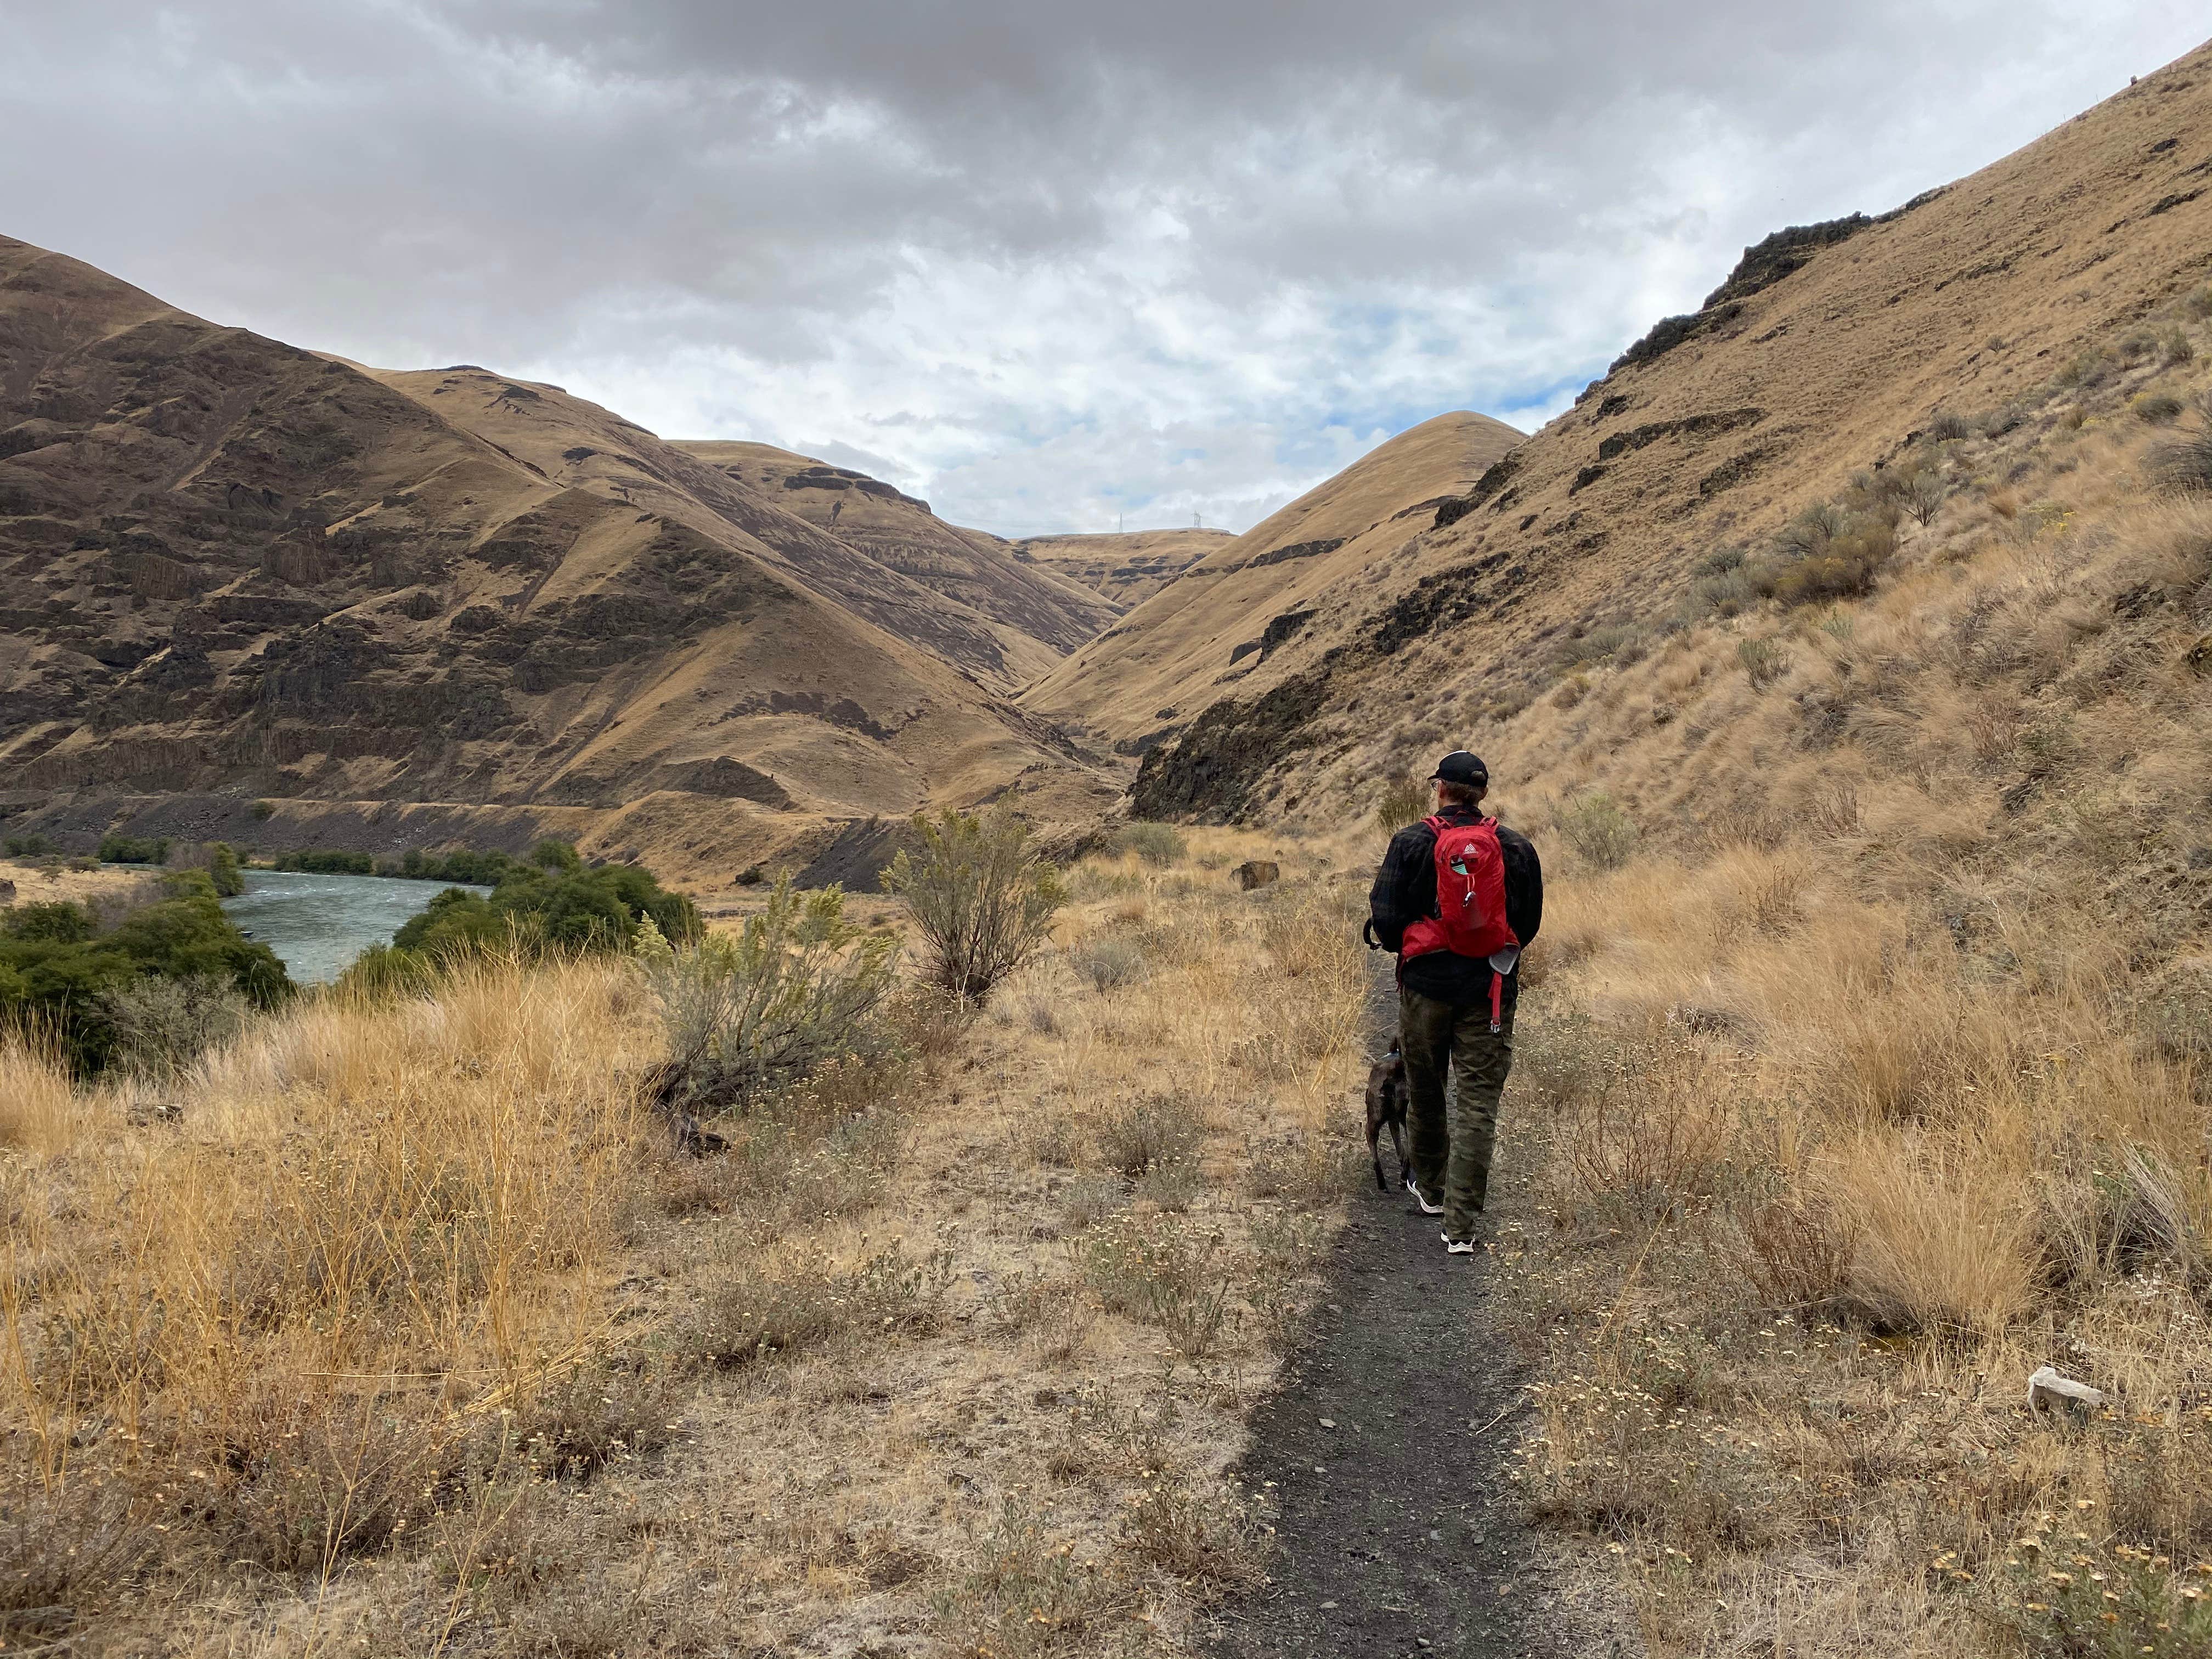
[1748,511,1898,607]
[640,876,898,1110]
[1737,635,1790,688]
[1069,935,1147,992]
[1893,462,1950,528]
[943,1501,1131,1658]
[1555,792,1639,871]
[1373,772,1431,828]
[1118,821,1186,866]
[882,808,1065,1005]
[100,973,251,1081]
[1556,622,1648,667]
[1693,568,1756,617]
[1092,1090,1201,1178]
[684,1240,954,1368]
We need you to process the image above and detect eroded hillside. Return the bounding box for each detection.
[1011,528,1234,607]
[1022,410,1522,757]
[0,245,1118,885]
[670,438,1116,675]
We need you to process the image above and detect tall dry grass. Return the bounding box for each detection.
[1,956,656,1617]
[0,832,1373,1656]
[1329,297,2212,1654]
[0,1039,78,1153]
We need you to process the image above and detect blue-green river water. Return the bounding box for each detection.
[222,871,490,985]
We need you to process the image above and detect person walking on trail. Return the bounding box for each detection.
[1365,751,1543,1255]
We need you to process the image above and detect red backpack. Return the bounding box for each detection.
[1401,815,1519,966]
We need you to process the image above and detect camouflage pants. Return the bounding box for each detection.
[1399,985,1516,1240]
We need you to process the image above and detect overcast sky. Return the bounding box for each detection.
[4,4,2204,536]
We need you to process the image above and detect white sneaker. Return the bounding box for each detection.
[1442,1234,1477,1256]
[1405,1177,1443,1216]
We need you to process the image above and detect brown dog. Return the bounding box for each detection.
[1364,1039,1409,1192]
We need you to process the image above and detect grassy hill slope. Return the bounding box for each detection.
[1101,50,2212,825]
[1139,40,2212,1656]
[1022,410,1523,756]
[0,242,1117,886]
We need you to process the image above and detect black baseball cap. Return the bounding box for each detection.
[1429,751,1489,787]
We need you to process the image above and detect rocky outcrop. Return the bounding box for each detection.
[1609,192,1946,373]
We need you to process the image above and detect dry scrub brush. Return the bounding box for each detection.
[0,957,670,1633]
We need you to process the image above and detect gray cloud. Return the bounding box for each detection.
[3,2,2203,534]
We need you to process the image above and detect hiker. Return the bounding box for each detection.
[1365,751,1543,1255]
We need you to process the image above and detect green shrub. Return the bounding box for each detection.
[2,833,56,858]
[335,943,439,998]
[1373,772,1431,830]
[2136,393,2186,425]
[1556,793,1640,872]
[5,903,97,944]
[530,838,582,874]
[250,800,276,821]
[385,847,699,965]
[207,843,245,898]
[274,848,374,874]
[640,877,898,1112]
[881,809,1065,1006]
[384,846,526,885]
[0,872,288,1073]
[1118,821,1187,866]
[98,834,171,865]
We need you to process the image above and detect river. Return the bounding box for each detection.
[221,870,491,985]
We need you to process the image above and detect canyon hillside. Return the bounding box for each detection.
[0,246,1126,887]
[1059,47,2212,826]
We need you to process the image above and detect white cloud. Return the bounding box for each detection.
[2,1,2204,534]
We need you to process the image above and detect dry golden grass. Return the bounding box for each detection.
[1308,297,2212,1655]
[0,856,168,917]
[0,834,1367,1656]
[0,1040,78,1153]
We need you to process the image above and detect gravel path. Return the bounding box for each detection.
[1200,987,1634,1659]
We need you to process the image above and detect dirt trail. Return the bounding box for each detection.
[1201,989,1633,1659]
